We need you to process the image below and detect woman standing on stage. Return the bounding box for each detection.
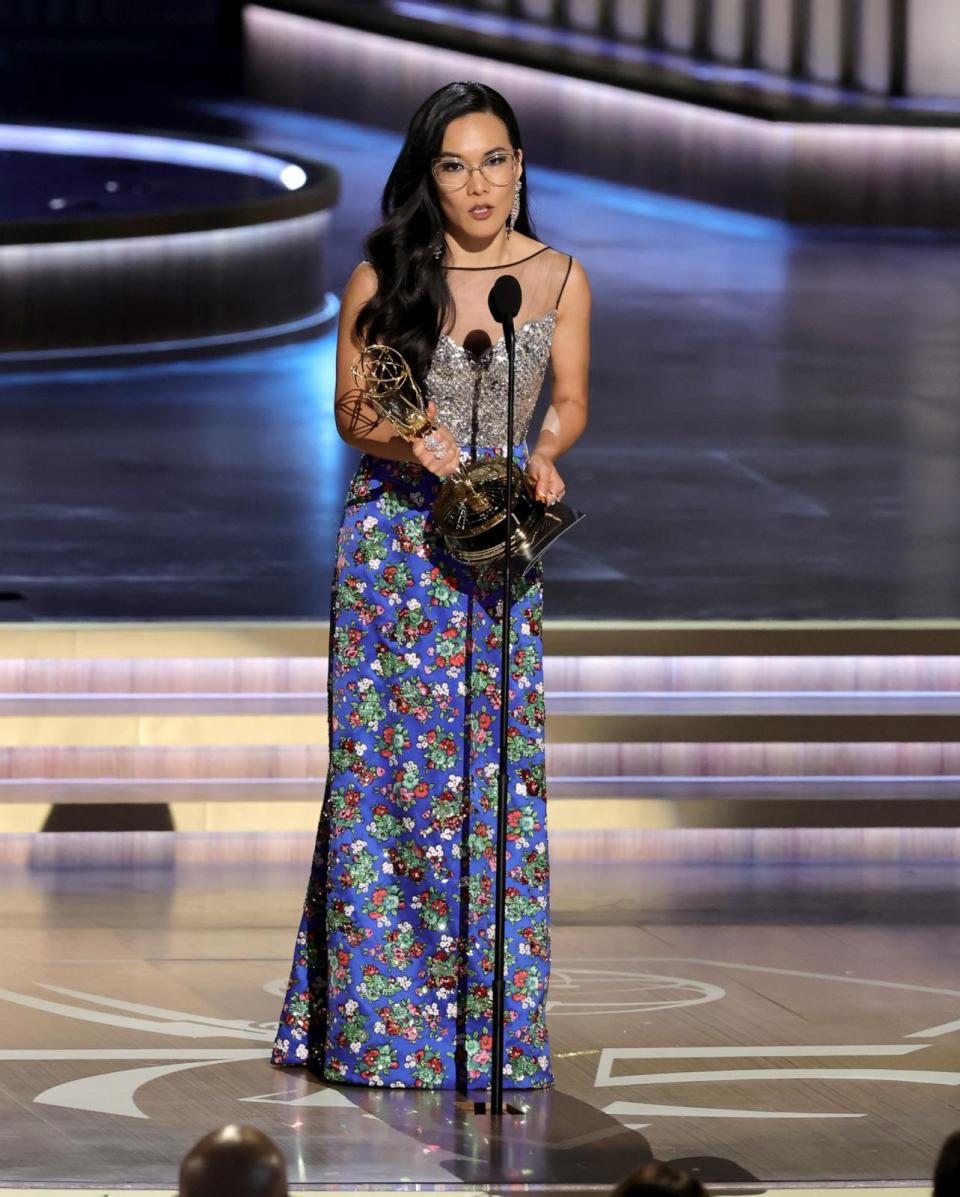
[273,80,590,1090]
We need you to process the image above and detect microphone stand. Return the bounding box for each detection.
[473,281,526,1120]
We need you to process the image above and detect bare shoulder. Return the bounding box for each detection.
[344,260,378,304]
[338,262,379,352]
[561,256,590,301]
[556,255,591,319]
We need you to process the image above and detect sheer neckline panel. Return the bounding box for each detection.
[444,245,550,271]
[440,246,570,355]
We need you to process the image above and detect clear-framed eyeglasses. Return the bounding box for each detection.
[430,150,518,191]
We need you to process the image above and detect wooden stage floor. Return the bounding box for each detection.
[0,836,957,1189]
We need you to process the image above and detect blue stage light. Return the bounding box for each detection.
[279,164,308,190]
[0,123,308,191]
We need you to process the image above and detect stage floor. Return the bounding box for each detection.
[3,101,960,621]
[2,838,958,1188]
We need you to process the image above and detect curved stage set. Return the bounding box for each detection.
[0,121,339,356]
[2,1,960,1194]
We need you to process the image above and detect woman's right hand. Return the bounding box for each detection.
[411,401,461,477]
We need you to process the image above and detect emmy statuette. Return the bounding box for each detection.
[351,344,583,573]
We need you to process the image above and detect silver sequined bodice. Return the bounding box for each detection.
[424,310,557,449]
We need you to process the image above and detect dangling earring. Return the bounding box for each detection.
[506,181,521,238]
[431,236,445,261]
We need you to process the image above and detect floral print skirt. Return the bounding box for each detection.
[272,448,553,1090]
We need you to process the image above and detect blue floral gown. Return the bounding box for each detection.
[273,247,574,1089]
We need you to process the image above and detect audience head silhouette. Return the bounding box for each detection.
[935,1129,960,1197]
[179,1125,288,1197]
[611,1161,707,1197]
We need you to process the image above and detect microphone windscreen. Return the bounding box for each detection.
[488,274,522,323]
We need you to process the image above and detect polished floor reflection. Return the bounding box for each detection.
[3,102,960,620]
[1,840,958,1187]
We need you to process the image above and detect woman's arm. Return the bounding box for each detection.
[333,263,418,463]
[333,263,461,475]
[525,258,591,504]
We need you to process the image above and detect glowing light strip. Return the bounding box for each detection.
[3,686,958,699]
[0,293,339,367]
[0,123,308,190]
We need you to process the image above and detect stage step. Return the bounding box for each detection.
[3,692,960,717]
[0,620,958,834]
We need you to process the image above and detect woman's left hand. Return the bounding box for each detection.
[525,452,566,506]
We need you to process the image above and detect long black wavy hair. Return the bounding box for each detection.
[355,81,537,387]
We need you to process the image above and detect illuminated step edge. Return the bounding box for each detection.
[1,693,960,715]
[0,714,327,748]
[9,659,960,691]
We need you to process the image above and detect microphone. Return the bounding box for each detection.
[488,274,522,348]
